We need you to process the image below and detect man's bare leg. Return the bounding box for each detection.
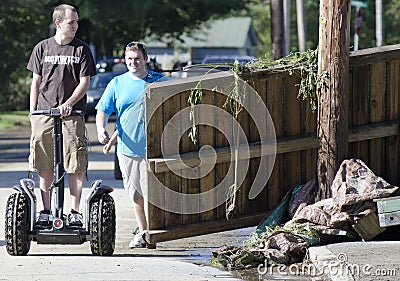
[68,172,83,212]
[133,192,148,233]
[38,171,54,210]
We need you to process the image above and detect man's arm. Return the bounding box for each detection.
[59,75,91,116]
[103,130,118,155]
[30,73,42,112]
[96,110,110,144]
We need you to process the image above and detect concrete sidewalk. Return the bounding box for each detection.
[308,241,400,281]
[0,127,249,281]
[2,126,400,281]
[0,187,250,281]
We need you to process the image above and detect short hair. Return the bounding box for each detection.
[53,4,77,22]
[125,41,148,58]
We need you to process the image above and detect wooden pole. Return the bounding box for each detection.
[316,0,351,201]
[283,0,291,56]
[296,0,307,52]
[376,0,384,47]
[270,0,285,59]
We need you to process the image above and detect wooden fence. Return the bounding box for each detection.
[145,44,400,243]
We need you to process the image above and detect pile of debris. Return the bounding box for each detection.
[211,158,400,270]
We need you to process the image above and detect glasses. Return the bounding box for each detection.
[125,41,147,57]
[126,41,146,51]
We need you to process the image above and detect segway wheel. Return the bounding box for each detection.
[89,193,116,256]
[5,193,31,256]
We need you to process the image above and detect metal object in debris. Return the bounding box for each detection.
[374,196,400,227]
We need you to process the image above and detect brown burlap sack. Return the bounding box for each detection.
[331,158,399,210]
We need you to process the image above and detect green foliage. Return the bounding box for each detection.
[383,0,400,45]
[2,0,400,113]
[246,48,322,111]
[250,0,400,54]
[247,0,271,57]
[80,0,252,55]
[0,0,50,112]
[245,223,320,247]
[186,48,322,146]
[224,60,245,118]
[341,0,400,48]
[186,60,246,144]
[0,0,251,112]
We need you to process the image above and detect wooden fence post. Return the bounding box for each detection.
[316,0,351,200]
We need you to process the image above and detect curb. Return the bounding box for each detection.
[308,245,355,281]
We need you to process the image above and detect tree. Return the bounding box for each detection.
[79,0,251,56]
[385,0,400,45]
[0,0,251,112]
[247,1,272,57]
[270,0,285,59]
[0,0,53,111]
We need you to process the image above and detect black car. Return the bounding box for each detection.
[85,72,123,120]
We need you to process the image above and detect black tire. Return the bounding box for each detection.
[5,193,31,256]
[89,193,116,256]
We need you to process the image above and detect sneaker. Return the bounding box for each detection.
[35,210,51,227]
[129,227,146,248]
[68,212,83,227]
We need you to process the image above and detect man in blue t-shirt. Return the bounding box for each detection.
[95,42,166,248]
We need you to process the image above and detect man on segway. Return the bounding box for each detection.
[5,2,115,257]
[27,4,96,227]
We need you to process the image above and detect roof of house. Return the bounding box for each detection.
[145,17,257,49]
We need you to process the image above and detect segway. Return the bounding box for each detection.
[4,108,116,256]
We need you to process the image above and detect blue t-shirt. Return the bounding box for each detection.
[96,70,166,157]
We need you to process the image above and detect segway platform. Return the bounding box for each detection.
[4,108,116,256]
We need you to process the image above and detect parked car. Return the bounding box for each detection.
[85,72,123,120]
[201,55,256,66]
[96,56,126,72]
[96,55,158,73]
[178,55,257,77]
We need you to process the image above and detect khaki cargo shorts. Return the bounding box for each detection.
[29,115,88,173]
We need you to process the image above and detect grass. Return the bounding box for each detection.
[0,111,30,132]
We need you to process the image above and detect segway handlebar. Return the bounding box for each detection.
[30,108,84,116]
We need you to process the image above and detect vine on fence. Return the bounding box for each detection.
[187,48,326,144]
[185,49,326,217]
[246,48,327,111]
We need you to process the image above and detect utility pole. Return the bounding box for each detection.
[376,0,384,47]
[352,1,368,51]
[296,0,307,52]
[283,0,290,56]
[316,0,351,201]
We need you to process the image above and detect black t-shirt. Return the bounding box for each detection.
[27,37,97,112]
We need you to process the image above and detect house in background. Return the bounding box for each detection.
[144,17,259,69]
